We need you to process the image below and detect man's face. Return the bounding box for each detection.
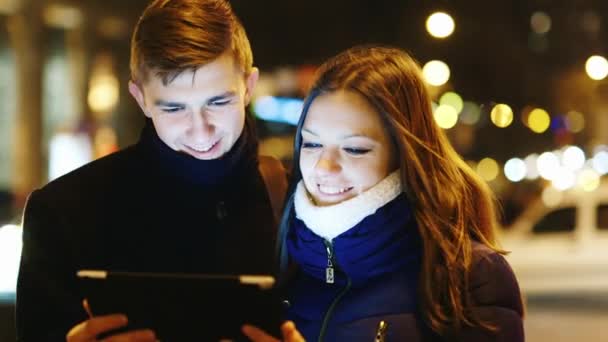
[129,53,258,160]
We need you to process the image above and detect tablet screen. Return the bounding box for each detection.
[77,270,283,341]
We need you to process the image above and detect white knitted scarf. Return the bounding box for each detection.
[294,170,402,241]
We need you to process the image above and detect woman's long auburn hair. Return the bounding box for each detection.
[277,45,503,336]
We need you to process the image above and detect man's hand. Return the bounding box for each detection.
[66,300,156,342]
[242,321,305,342]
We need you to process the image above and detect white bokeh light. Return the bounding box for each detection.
[504,158,527,182]
[537,152,560,180]
[524,154,540,180]
[561,146,586,171]
[592,151,608,175]
[426,12,455,38]
[585,55,608,80]
[0,224,22,295]
[422,60,450,86]
[551,167,576,191]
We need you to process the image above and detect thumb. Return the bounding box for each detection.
[242,324,280,342]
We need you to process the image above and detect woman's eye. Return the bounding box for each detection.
[344,147,371,155]
[161,107,183,113]
[302,142,322,149]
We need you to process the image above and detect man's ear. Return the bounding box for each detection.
[244,67,259,106]
[128,80,150,118]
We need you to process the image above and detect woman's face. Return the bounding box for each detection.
[299,90,397,206]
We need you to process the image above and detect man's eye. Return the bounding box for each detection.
[210,99,231,106]
[302,142,322,149]
[343,147,371,155]
[161,107,183,113]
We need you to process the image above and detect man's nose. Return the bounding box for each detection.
[188,110,214,138]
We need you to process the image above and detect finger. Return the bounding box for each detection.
[83,298,93,318]
[281,321,306,342]
[101,329,157,342]
[66,314,128,341]
[241,324,279,342]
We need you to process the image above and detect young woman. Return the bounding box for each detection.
[244,46,524,342]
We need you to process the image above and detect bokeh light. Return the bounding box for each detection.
[527,108,551,133]
[0,224,22,294]
[433,105,459,129]
[551,167,576,191]
[88,74,119,114]
[537,152,560,180]
[585,55,608,80]
[422,60,450,86]
[530,11,551,34]
[459,101,481,125]
[504,158,527,182]
[490,104,514,128]
[426,12,455,38]
[524,154,540,180]
[477,158,500,181]
[592,150,608,175]
[565,111,585,133]
[439,91,463,113]
[561,146,586,171]
[577,169,600,192]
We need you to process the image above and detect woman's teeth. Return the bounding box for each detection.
[318,185,353,195]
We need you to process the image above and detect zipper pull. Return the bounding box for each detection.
[325,241,335,284]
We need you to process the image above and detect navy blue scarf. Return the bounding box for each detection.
[138,119,257,187]
[287,194,422,288]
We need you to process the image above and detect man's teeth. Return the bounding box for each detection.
[319,185,352,195]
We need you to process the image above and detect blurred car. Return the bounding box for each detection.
[500,181,608,295]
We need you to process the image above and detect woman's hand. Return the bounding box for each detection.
[242,321,305,342]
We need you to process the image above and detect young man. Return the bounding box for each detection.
[16,1,293,340]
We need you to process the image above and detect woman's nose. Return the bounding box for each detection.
[314,150,341,175]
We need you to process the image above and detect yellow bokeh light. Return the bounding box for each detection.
[585,55,608,80]
[477,158,500,181]
[422,60,450,86]
[577,169,600,192]
[88,75,119,114]
[527,108,551,133]
[426,12,455,39]
[439,92,463,114]
[490,104,513,128]
[530,12,551,34]
[566,111,585,133]
[433,105,458,129]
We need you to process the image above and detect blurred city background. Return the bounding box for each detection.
[1,0,608,340]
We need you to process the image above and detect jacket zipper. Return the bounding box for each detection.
[317,239,352,342]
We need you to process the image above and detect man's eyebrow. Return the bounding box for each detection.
[207,91,237,103]
[154,100,184,107]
